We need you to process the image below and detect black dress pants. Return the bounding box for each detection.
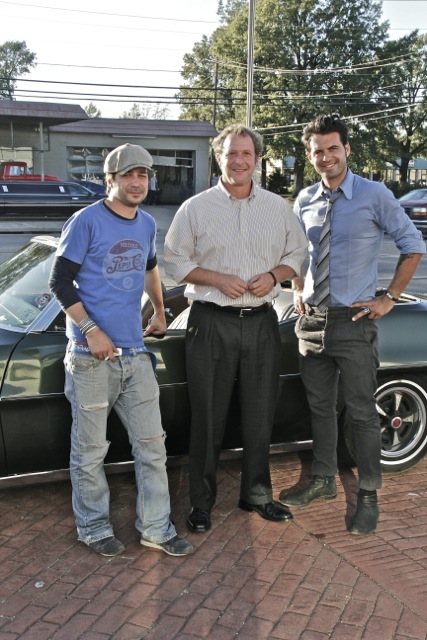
[185,301,281,510]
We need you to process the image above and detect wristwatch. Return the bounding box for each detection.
[385,291,399,303]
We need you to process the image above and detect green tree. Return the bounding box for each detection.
[177,11,247,127]
[0,40,36,99]
[177,0,388,192]
[178,36,226,125]
[85,102,102,118]
[368,32,427,183]
[119,103,170,119]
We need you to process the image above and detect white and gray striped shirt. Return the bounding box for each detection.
[164,180,308,307]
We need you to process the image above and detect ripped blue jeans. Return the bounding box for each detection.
[64,347,176,544]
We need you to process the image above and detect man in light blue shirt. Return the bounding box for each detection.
[279,114,425,535]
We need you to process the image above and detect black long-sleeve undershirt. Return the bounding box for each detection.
[49,254,158,311]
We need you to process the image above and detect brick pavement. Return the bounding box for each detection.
[1,451,427,640]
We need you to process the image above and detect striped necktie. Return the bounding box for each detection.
[312,189,342,311]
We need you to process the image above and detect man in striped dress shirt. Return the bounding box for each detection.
[164,124,308,533]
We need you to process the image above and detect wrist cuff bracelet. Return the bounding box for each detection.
[385,291,399,303]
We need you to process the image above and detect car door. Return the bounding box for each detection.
[0,330,71,475]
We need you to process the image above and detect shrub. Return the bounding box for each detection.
[266,168,289,195]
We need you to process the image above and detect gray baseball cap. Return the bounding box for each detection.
[104,143,153,175]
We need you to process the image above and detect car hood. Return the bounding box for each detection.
[401,199,427,207]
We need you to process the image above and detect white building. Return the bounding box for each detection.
[0,100,217,204]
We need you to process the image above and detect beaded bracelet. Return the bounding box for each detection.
[84,323,98,336]
[78,316,98,336]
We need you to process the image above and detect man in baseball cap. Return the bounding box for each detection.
[104,143,154,177]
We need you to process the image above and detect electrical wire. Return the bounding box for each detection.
[259,102,426,137]
[0,1,218,24]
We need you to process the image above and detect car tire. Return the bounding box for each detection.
[338,374,427,473]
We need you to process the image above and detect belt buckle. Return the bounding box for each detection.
[239,307,250,317]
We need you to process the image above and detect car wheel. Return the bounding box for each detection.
[338,375,427,473]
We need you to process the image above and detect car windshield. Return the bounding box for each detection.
[400,189,427,202]
[0,237,58,329]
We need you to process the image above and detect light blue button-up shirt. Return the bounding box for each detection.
[294,169,426,307]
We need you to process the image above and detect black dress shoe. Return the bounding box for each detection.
[238,499,293,522]
[186,507,211,532]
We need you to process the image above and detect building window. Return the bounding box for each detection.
[67,147,107,181]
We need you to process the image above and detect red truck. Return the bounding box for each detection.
[0,161,61,181]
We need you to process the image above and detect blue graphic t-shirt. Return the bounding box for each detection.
[56,200,156,347]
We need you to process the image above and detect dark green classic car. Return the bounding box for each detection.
[1,236,427,487]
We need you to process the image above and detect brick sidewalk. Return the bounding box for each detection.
[1,451,427,639]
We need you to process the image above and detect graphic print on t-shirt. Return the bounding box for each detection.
[103,239,146,291]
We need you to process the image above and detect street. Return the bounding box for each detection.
[1,208,426,295]
[377,235,427,295]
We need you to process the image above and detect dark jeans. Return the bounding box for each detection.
[146,189,157,205]
[296,306,382,490]
[185,301,281,510]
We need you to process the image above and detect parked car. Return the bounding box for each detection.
[0,181,99,215]
[76,180,107,196]
[399,188,427,237]
[1,236,427,488]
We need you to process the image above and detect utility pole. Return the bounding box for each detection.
[209,61,220,188]
[212,61,219,129]
[246,0,256,128]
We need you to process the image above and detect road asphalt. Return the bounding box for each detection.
[0,204,178,285]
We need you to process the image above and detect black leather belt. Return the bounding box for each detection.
[195,301,270,317]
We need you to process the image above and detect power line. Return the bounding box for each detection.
[1,10,209,36]
[13,78,194,91]
[0,1,219,24]
[9,76,425,100]
[11,85,425,110]
[7,70,425,107]
[209,50,425,75]
[259,102,426,137]
[38,62,183,74]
